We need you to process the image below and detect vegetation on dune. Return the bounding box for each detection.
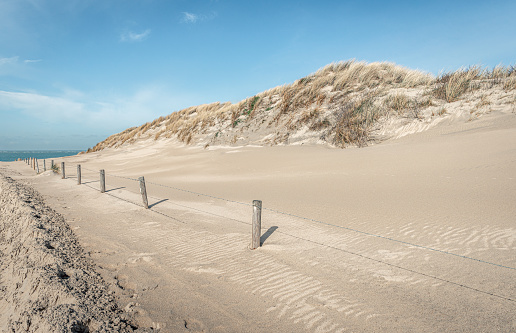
[87,60,516,152]
[51,163,60,174]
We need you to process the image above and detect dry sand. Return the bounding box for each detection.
[1,108,515,332]
[0,170,154,332]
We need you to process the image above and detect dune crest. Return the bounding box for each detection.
[87,60,516,152]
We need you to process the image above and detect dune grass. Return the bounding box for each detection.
[87,60,516,151]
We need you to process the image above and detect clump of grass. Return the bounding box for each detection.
[384,93,410,112]
[332,93,383,148]
[415,96,435,108]
[299,108,321,125]
[504,76,516,91]
[51,163,60,174]
[476,95,491,109]
[433,66,483,102]
[243,96,260,118]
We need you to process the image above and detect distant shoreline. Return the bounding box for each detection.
[0,150,83,162]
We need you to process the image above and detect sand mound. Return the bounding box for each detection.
[0,173,154,332]
[87,60,516,152]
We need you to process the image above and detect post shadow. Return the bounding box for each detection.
[105,187,126,193]
[260,226,278,246]
[149,198,169,209]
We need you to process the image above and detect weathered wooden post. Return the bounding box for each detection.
[61,162,65,179]
[100,169,105,193]
[51,160,54,169]
[251,200,262,249]
[138,176,149,209]
[77,165,81,185]
[43,160,46,172]
[30,157,33,169]
[33,158,36,170]
[36,159,39,173]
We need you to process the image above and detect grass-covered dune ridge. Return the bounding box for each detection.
[88,60,516,152]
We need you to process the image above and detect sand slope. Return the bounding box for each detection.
[2,108,516,332]
[0,171,154,332]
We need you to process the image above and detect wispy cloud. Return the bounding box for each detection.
[120,29,151,42]
[182,12,199,23]
[0,56,19,65]
[181,12,217,24]
[0,91,85,123]
[0,57,42,66]
[0,87,184,130]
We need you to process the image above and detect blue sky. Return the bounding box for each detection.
[1,0,515,150]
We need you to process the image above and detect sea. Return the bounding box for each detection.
[0,150,83,162]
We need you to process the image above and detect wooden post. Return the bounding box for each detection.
[251,200,262,249]
[35,159,39,173]
[43,160,46,171]
[138,176,149,209]
[51,160,54,169]
[61,162,65,179]
[30,158,33,169]
[100,170,105,193]
[33,158,36,170]
[77,165,81,185]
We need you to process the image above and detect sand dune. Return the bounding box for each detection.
[1,104,515,332]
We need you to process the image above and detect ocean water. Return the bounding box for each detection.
[0,150,83,162]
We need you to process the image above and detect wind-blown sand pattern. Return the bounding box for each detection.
[1,61,516,332]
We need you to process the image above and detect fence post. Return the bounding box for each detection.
[100,170,105,193]
[251,200,262,249]
[61,162,65,179]
[43,160,46,172]
[30,158,33,169]
[36,159,39,173]
[77,165,81,185]
[138,177,149,209]
[51,160,54,169]
[33,158,36,170]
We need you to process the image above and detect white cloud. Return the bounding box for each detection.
[182,12,199,23]
[0,56,19,65]
[24,59,42,63]
[0,90,86,122]
[0,87,185,131]
[120,29,151,42]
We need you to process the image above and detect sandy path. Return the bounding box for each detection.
[0,169,154,332]
[3,110,516,332]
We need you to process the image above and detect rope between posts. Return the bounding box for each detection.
[116,171,516,271]
[274,229,516,303]
[263,208,516,271]
[49,167,516,303]
[73,175,516,304]
[72,167,516,272]
[146,180,252,207]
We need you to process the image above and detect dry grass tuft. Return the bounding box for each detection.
[332,92,383,147]
[432,67,483,102]
[504,76,516,91]
[385,93,411,112]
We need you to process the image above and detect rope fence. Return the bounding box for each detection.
[17,157,516,303]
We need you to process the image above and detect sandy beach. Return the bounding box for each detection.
[1,105,515,332]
